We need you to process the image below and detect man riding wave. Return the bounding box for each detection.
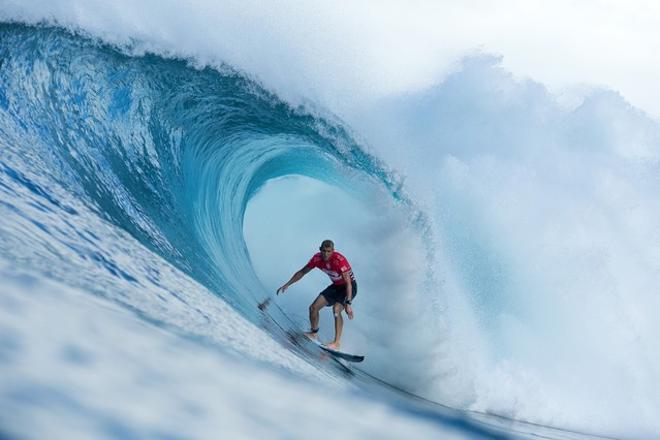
[277,239,357,350]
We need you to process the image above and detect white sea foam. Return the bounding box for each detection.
[0,266,469,439]
[353,56,660,437]
[2,1,660,117]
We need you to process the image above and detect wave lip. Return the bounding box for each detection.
[0,22,409,312]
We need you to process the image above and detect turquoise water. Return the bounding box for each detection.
[1,21,659,439]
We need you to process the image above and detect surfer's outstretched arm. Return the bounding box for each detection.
[277,265,312,294]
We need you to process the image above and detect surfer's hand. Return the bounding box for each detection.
[345,304,354,319]
[277,285,287,295]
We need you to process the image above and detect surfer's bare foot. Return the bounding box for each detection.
[304,331,318,340]
[325,341,340,350]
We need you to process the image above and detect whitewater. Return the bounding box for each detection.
[1,2,660,439]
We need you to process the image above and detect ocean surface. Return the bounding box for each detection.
[1,9,660,440]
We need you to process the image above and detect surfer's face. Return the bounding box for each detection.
[320,246,334,261]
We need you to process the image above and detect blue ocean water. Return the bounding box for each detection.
[0,23,452,439]
[1,21,659,439]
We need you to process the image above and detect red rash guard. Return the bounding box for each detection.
[306,251,355,285]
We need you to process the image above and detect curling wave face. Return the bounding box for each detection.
[0,23,420,317]
[0,20,449,401]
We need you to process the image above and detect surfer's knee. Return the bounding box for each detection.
[332,303,343,316]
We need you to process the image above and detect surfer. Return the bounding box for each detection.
[277,239,357,350]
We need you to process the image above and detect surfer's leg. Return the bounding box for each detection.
[327,302,344,350]
[306,294,327,339]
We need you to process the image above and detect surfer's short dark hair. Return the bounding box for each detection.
[320,239,334,250]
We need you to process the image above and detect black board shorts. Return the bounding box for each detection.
[320,280,357,306]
